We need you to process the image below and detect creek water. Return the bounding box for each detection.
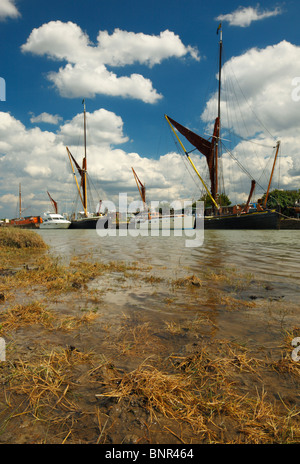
[35,228,299,349]
[37,228,300,298]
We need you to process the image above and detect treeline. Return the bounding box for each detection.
[195,189,300,217]
[263,189,300,217]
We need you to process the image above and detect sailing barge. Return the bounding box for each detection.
[10,184,42,229]
[165,24,280,230]
[66,101,108,229]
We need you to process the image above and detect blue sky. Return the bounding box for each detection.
[0,0,299,218]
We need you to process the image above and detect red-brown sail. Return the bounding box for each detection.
[166,115,219,199]
[47,191,58,214]
[132,167,146,204]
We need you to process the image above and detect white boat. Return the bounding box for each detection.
[40,212,71,229]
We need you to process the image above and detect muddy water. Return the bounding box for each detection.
[35,228,300,354]
[37,228,300,289]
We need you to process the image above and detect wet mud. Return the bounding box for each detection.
[0,249,299,444]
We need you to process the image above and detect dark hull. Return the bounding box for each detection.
[279,218,300,229]
[201,210,279,230]
[69,216,108,229]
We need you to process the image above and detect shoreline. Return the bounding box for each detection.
[0,228,299,444]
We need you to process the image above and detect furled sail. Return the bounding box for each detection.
[166,115,219,198]
[47,191,58,214]
[132,167,146,204]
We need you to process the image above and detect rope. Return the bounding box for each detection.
[276,211,300,221]
[222,143,254,180]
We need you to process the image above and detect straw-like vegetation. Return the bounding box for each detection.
[0,301,99,336]
[96,340,300,443]
[0,228,299,444]
[0,254,145,299]
[0,302,54,333]
[0,227,48,249]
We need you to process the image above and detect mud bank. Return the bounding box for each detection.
[0,231,299,444]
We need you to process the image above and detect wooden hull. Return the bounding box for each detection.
[69,216,108,229]
[201,210,279,230]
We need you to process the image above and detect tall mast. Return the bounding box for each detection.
[19,183,21,218]
[215,23,222,206]
[82,99,88,216]
[83,99,87,162]
[263,140,281,208]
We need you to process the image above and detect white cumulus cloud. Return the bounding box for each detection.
[0,0,20,20]
[21,21,199,103]
[0,109,199,218]
[30,112,63,125]
[216,4,282,27]
[199,40,300,200]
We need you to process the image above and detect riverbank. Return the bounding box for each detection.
[0,228,299,444]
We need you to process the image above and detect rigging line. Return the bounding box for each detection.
[257,154,273,185]
[223,71,267,181]
[88,173,102,201]
[223,127,274,148]
[222,70,257,182]
[256,142,280,189]
[277,144,281,188]
[222,72,272,150]
[87,175,100,213]
[221,143,254,180]
[182,153,206,197]
[222,70,276,185]
[223,142,276,194]
[227,61,276,141]
[223,70,249,148]
[168,127,205,194]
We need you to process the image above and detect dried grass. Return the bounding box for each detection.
[0,242,299,444]
[0,301,99,336]
[0,228,47,249]
[0,302,54,334]
[0,255,146,297]
[97,341,300,443]
[3,348,95,423]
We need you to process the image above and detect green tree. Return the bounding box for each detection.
[262,189,300,216]
[199,193,231,208]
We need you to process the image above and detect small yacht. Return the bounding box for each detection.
[40,212,71,229]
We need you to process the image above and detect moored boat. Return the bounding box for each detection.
[130,167,195,230]
[132,211,195,230]
[10,183,42,228]
[10,216,42,229]
[66,100,108,230]
[165,24,281,230]
[39,211,71,229]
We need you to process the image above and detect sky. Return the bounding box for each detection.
[0,0,300,218]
